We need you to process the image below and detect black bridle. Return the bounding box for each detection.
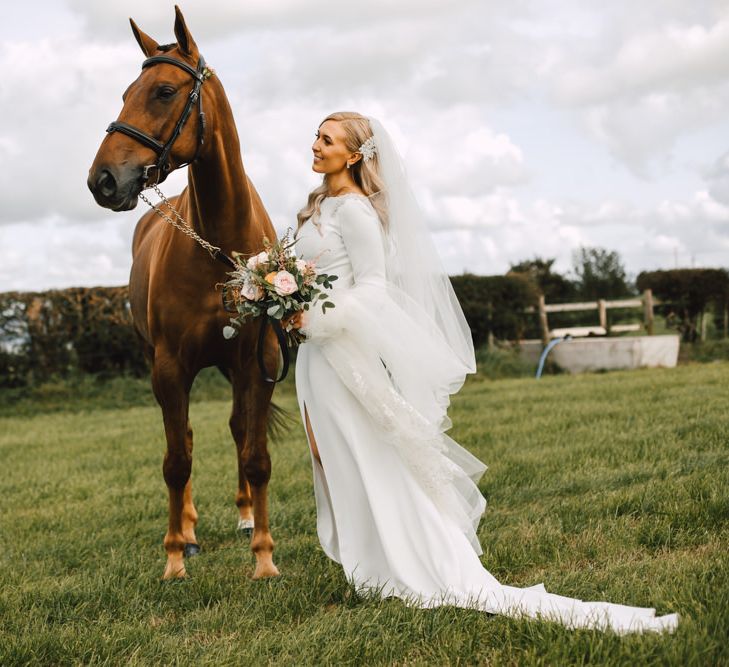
[106,52,233,278]
[108,53,290,384]
[106,54,212,185]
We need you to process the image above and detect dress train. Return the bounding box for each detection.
[294,194,678,634]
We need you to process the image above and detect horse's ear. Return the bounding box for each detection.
[129,18,159,57]
[173,5,198,57]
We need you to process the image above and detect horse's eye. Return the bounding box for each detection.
[157,86,176,100]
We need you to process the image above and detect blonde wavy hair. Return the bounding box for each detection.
[297,111,388,231]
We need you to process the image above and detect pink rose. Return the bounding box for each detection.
[240,280,263,301]
[273,270,298,296]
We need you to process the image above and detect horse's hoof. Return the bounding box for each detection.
[184,543,201,558]
[237,518,254,537]
[252,561,280,579]
[162,561,187,580]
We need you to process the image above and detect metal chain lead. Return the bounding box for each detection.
[138,183,222,258]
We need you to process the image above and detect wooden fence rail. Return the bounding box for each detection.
[525,289,657,344]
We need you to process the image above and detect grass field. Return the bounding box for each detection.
[1,360,728,665]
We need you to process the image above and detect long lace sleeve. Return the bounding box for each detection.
[300,197,386,341]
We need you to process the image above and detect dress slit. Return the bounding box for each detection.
[303,400,325,473]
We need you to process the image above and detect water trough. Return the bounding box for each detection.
[518,334,680,374]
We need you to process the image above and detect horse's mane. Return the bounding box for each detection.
[158,43,177,52]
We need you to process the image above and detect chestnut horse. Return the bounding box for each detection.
[88,7,281,580]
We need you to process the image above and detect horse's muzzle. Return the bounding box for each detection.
[87,164,144,211]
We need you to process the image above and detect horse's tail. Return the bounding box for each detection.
[216,364,296,442]
[268,401,296,443]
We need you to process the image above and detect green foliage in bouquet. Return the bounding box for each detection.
[221,230,337,342]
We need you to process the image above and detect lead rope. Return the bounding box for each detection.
[138,184,223,259]
[137,185,289,383]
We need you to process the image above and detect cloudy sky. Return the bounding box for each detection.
[2,0,729,291]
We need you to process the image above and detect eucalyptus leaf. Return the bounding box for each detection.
[267,304,284,318]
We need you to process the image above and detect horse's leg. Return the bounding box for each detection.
[230,381,254,534]
[152,354,195,579]
[235,475,255,535]
[230,372,279,579]
[181,439,200,557]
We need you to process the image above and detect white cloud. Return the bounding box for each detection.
[547,11,729,174]
[0,35,141,225]
[406,107,529,196]
[1,0,729,291]
[706,150,729,205]
[66,0,479,40]
[556,17,729,106]
[0,215,133,292]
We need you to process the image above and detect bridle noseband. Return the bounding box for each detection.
[106,54,214,184]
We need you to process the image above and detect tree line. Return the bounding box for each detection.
[1,247,728,387]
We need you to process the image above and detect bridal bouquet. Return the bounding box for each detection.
[221,229,337,344]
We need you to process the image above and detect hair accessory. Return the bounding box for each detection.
[358,136,377,162]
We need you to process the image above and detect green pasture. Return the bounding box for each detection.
[1,360,728,665]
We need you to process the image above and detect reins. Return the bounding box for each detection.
[108,53,289,383]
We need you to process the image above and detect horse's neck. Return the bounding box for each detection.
[186,129,255,255]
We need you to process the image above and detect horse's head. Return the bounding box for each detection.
[88,6,213,211]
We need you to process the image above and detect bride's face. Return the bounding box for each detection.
[312,120,352,174]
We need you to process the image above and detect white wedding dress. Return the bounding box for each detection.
[294,193,678,634]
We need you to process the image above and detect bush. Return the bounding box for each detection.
[0,277,540,388]
[0,287,147,387]
[449,273,539,346]
[637,269,729,342]
[508,257,577,304]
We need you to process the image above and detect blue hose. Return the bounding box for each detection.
[536,334,572,379]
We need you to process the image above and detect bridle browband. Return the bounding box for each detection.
[106,54,213,184]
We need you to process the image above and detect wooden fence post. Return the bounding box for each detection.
[643,289,654,335]
[598,299,607,333]
[538,294,549,344]
[486,300,494,350]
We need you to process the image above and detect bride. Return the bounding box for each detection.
[284,111,678,634]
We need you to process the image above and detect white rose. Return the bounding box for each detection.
[240,281,264,301]
[247,250,269,270]
[295,258,307,272]
[273,270,298,296]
